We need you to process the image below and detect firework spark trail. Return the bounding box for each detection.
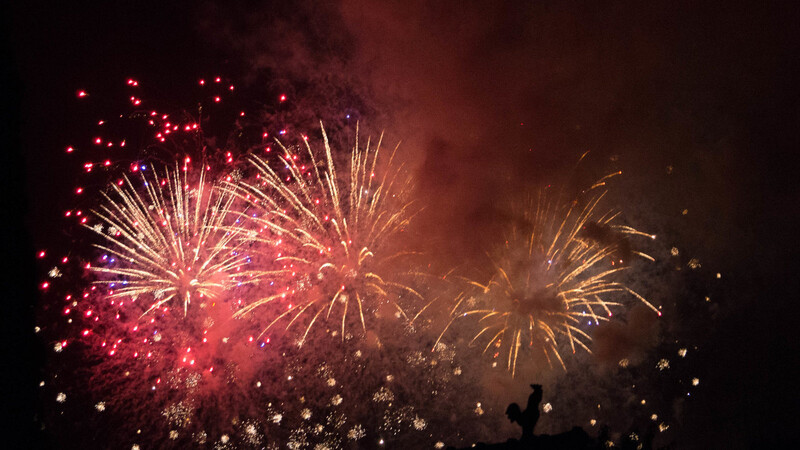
[228,125,422,345]
[88,164,257,317]
[435,175,660,376]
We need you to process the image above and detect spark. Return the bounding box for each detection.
[347,425,365,440]
[373,386,395,403]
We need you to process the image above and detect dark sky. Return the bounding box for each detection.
[4,0,800,447]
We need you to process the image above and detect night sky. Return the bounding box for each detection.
[4,1,799,448]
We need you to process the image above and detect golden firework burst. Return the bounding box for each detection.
[89,165,255,317]
[229,125,421,344]
[436,173,659,375]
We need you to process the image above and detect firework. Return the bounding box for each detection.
[436,174,660,376]
[37,73,699,447]
[228,125,420,345]
[88,164,256,317]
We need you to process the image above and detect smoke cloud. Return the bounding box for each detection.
[592,304,661,366]
[198,0,696,266]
